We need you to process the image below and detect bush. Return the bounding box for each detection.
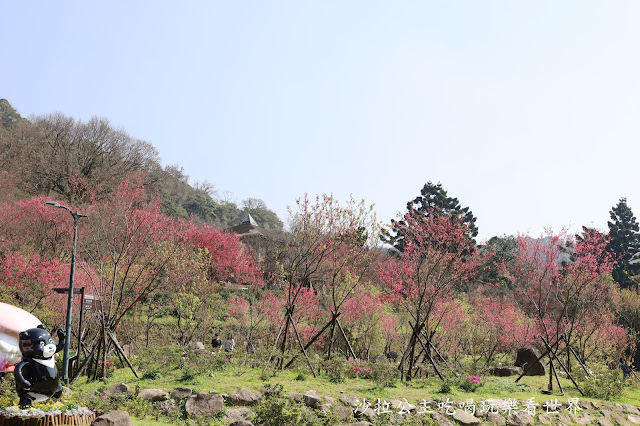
[367,360,399,388]
[458,375,483,392]
[323,358,347,383]
[253,396,326,426]
[575,366,624,400]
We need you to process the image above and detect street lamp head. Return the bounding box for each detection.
[44,201,61,208]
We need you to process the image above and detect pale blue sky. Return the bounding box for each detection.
[2,2,639,240]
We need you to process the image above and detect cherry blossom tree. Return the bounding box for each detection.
[378,208,480,381]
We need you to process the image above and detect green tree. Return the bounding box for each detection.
[608,198,640,289]
[382,182,478,254]
[241,198,284,232]
[0,99,24,129]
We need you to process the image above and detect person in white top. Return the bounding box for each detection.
[224,333,235,362]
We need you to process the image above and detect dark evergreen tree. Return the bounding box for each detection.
[382,182,478,254]
[608,198,640,288]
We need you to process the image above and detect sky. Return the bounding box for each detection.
[2,2,639,241]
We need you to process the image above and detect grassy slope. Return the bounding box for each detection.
[68,354,640,425]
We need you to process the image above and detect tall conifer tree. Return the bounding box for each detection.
[608,197,640,288]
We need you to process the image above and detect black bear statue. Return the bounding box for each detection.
[13,324,66,407]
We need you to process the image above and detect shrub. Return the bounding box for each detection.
[323,358,347,383]
[369,360,399,388]
[458,375,483,392]
[253,396,325,426]
[575,366,624,400]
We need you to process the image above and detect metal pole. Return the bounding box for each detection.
[61,213,79,382]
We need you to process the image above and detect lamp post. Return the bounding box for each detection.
[45,201,87,383]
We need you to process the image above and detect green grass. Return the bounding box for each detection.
[66,354,640,425]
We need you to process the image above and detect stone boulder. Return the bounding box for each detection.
[185,392,224,417]
[157,399,179,415]
[93,410,133,426]
[303,389,322,408]
[452,409,481,425]
[170,387,193,399]
[105,383,130,397]
[490,366,523,377]
[507,411,535,425]
[138,388,168,402]
[340,395,360,407]
[224,407,255,424]
[514,348,546,376]
[231,388,262,406]
[188,341,205,350]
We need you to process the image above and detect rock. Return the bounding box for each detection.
[93,410,133,426]
[430,412,455,426]
[355,407,377,421]
[390,399,415,412]
[452,409,481,425]
[596,417,614,426]
[626,406,640,416]
[347,422,374,426]
[629,414,640,424]
[288,391,303,402]
[514,348,546,376]
[325,395,336,404]
[340,395,361,407]
[138,388,168,402]
[507,411,535,425]
[557,414,574,425]
[188,341,205,350]
[229,421,253,426]
[611,412,632,426]
[574,414,597,425]
[303,389,322,408]
[332,405,353,421]
[157,399,178,415]
[490,366,523,377]
[260,384,282,397]
[487,412,507,425]
[105,383,130,397]
[318,403,332,417]
[231,388,262,406]
[537,413,553,425]
[185,392,224,417]
[224,407,254,424]
[170,387,193,399]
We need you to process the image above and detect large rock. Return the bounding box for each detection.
[170,387,193,399]
[93,410,133,426]
[490,366,523,377]
[231,388,262,406]
[138,388,168,402]
[105,383,130,397]
[514,348,546,376]
[303,389,322,408]
[507,411,535,425]
[487,412,507,425]
[188,341,205,350]
[224,407,255,424]
[390,399,415,412]
[332,405,353,422]
[430,412,455,426]
[340,395,360,407]
[453,410,481,425]
[157,399,179,415]
[185,392,224,417]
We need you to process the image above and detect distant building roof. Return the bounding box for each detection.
[240,214,259,227]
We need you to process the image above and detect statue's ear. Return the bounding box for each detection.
[37,324,46,330]
[19,331,29,340]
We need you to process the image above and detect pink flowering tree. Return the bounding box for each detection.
[501,229,621,367]
[271,194,379,369]
[377,207,481,381]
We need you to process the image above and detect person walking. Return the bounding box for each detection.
[211,333,222,353]
[224,333,235,362]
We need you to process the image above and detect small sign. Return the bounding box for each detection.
[83,295,101,311]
